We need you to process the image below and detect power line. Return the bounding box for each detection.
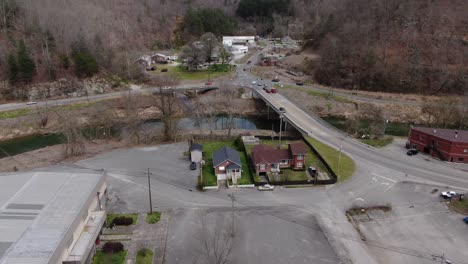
[80,165,466,264]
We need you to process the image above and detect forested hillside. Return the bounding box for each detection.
[0,0,466,99]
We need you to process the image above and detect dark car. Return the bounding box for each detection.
[270,87,277,93]
[272,78,280,82]
[407,148,419,156]
[296,82,304,86]
[308,166,317,177]
[279,107,286,113]
[464,217,468,224]
[190,162,197,170]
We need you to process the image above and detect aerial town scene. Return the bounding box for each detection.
[0,0,467,263]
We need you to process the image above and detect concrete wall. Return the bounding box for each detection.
[54,172,107,264]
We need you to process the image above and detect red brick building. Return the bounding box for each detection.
[251,142,307,175]
[408,127,468,163]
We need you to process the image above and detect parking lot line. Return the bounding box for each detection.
[371,173,397,183]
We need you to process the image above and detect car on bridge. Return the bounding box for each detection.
[271,87,277,93]
[279,107,286,113]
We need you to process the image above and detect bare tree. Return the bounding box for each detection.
[56,111,85,157]
[151,75,180,141]
[181,42,206,70]
[200,32,219,65]
[218,45,233,66]
[196,215,233,264]
[219,85,238,137]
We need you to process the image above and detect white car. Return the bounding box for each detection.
[441,191,458,199]
[251,81,257,85]
[26,101,37,105]
[258,184,275,191]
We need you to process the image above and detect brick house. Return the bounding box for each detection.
[408,127,468,163]
[251,142,307,175]
[212,146,242,183]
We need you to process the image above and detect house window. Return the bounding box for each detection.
[297,155,304,160]
[464,149,468,153]
[260,164,266,170]
[297,162,303,168]
[219,166,225,171]
[281,159,288,164]
[459,157,464,161]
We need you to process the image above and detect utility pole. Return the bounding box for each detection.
[147,168,153,214]
[338,137,344,177]
[279,114,283,147]
[228,192,236,237]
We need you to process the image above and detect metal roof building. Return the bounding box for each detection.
[0,169,107,264]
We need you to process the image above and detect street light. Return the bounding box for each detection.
[279,114,283,147]
[337,137,345,177]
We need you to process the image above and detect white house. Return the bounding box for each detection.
[222,36,256,47]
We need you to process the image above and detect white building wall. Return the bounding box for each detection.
[190,151,202,163]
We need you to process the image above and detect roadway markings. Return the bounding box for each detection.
[371,173,397,192]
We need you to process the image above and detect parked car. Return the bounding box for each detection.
[406,148,419,156]
[464,216,468,224]
[308,166,317,177]
[257,83,263,86]
[251,81,257,84]
[247,60,251,64]
[296,82,304,86]
[271,87,277,93]
[258,184,275,191]
[190,162,197,170]
[279,107,286,113]
[26,101,37,105]
[441,191,458,199]
[272,78,280,82]
[265,88,271,93]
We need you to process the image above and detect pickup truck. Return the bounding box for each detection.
[441,191,458,199]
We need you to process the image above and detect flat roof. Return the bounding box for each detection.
[412,127,468,143]
[0,169,105,264]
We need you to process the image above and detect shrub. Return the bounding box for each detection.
[102,242,124,253]
[112,216,133,226]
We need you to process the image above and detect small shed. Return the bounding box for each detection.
[190,143,203,163]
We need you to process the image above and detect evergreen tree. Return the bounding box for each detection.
[72,38,98,78]
[7,53,18,84]
[16,40,36,83]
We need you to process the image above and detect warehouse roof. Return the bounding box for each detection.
[0,169,105,264]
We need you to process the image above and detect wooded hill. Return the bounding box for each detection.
[0,0,466,99]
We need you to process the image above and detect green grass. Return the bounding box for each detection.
[449,199,468,215]
[360,137,394,148]
[106,213,138,226]
[277,84,353,103]
[0,108,32,120]
[305,136,356,182]
[136,248,154,264]
[146,212,161,224]
[152,65,233,81]
[260,139,325,182]
[57,101,97,111]
[200,140,254,187]
[93,250,127,264]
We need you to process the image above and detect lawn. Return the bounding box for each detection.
[152,65,234,81]
[449,199,468,215]
[277,84,353,103]
[93,250,127,264]
[261,139,326,182]
[0,108,32,120]
[200,140,254,187]
[146,212,161,224]
[106,213,138,226]
[305,136,356,182]
[361,137,394,148]
[136,248,154,264]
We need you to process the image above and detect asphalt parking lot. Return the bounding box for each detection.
[166,207,340,264]
[350,182,468,264]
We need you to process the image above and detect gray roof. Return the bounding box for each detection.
[212,146,241,168]
[227,163,241,170]
[0,169,105,264]
[190,143,203,152]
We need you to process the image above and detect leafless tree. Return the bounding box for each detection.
[56,111,86,157]
[151,75,180,141]
[200,32,219,65]
[181,42,206,70]
[195,215,233,264]
[219,85,239,137]
[218,45,233,66]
